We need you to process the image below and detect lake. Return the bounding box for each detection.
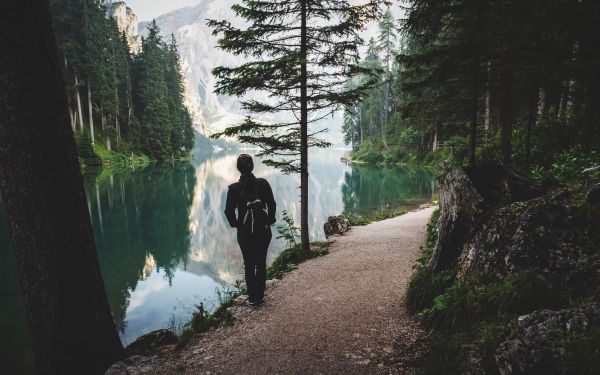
[0,148,436,374]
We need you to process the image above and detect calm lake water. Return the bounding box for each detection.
[0,148,436,374]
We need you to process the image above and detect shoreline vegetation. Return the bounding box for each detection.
[77,135,193,171]
[125,206,422,355]
[157,241,333,351]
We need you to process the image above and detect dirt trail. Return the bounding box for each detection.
[150,207,435,375]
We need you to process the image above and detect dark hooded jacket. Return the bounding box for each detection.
[224,173,276,229]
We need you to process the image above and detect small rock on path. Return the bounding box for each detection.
[143,207,435,375]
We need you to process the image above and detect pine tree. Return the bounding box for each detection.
[376,8,397,148]
[209,0,383,253]
[132,21,172,159]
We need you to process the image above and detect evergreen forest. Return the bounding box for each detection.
[344,3,600,182]
[50,0,195,166]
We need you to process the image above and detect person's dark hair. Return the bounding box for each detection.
[237,154,254,174]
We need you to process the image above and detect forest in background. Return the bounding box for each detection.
[344,2,600,182]
[50,0,195,167]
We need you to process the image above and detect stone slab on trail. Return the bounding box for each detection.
[127,207,435,375]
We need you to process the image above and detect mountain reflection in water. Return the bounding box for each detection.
[0,148,436,373]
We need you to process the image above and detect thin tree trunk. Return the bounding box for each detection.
[382,46,390,148]
[64,58,76,131]
[558,80,568,120]
[484,61,492,134]
[433,119,439,151]
[468,67,480,167]
[75,73,84,132]
[299,0,309,253]
[499,65,514,166]
[87,80,95,145]
[537,87,546,117]
[358,106,363,144]
[525,89,536,170]
[0,1,124,374]
[101,106,106,133]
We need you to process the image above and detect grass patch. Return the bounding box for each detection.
[405,209,454,313]
[345,208,407,226]
[169,281,246,348]
[93,143,151,169]
[420,271,563,330]
[267,241,332,280]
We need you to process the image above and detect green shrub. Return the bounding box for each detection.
[267,242,331,280]
[421,271,564,330]
[76,129,102,166]
[359,150,385,164]
[398,126,420,147]
[406,209,452,313]
[345,208,406,226]
[275,210,300,248]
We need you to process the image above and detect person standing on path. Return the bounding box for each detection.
[224,154,277,308]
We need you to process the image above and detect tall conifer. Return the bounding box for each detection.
[209,0,384,252]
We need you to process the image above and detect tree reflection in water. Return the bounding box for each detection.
[0,149,436,367]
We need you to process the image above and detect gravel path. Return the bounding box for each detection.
[150,207,435,375]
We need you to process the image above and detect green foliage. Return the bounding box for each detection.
[49,1,195,165]
[76,128,102,166]
[398,127,420,147]
[357,150,385,164]
[346,208,407,226]
[93,142,150,169]
[560,327,600,375]
[275,210,300,248]
[172,282,245,348]
[420,272,563,330]
[531,146,600,183]
[208,0,382,173]
[267,242,331,280]
[405,209,458,313]
[343,0,600,184]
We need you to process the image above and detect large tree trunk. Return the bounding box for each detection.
[429,167,548,272]
[0,1,125,374]
[299,0,310,253]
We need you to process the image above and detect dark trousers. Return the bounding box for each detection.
[237,228,272,302]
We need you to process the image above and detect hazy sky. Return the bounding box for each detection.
[123,0,202,21]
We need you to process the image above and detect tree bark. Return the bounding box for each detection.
[525,88,537,170]
[468,72,479,167]
[433,119,439,151]
[87,79,95,145]
[74,72,84,132]
[358,106,363,144]
[0,1,124,374]
[299,0,310,253]
[484,61,492,134]
[382,44,390,149]
[499,65,514,166]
